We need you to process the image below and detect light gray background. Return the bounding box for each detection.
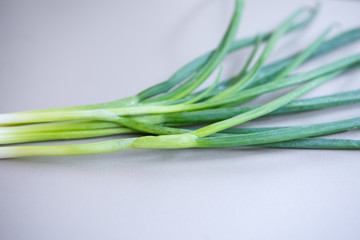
[1,0,360,239]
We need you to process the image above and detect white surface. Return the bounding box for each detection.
[1,0,360,239]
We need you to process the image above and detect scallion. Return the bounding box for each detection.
[1,0,360,159]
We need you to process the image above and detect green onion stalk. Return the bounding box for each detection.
[2,54,359,126]
[1,0,360,158]
[1,89,359,141]
[1,117,360,158]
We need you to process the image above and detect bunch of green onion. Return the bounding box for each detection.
[1,0,360,158]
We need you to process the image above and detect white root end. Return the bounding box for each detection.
[0,113,31,126]
[0,147,18,159]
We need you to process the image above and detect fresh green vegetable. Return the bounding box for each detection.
[2,53,358,126]
[2,116,360,158]
[2,88,358,137]
[1,0,360,159]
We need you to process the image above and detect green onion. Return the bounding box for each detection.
[0,128,137,145]
[2,53,358,127]
[1,0,360,159]
[1,88,360,144]
[261,139,360,150]
[2,116,359,158]
[153,89,360,125]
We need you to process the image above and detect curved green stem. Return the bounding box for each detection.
[209,7,319,101]
[146,0,244,102]
[183,66,222,104]
[138,5,319,102]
